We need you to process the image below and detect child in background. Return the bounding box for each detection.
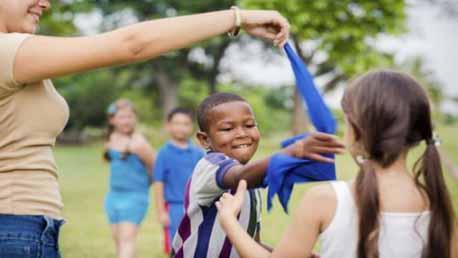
[171,93,345,258]
[153,108,205,256]
[104,99,156,258]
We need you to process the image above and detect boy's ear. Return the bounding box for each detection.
[196,131,211,149]
[164,121,171,132]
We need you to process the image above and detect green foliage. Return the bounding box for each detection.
[177,77,210,112]
[242,0,406,90]
[398,56,444,105]
[39,0,92,35]
[119,89,161,126]
[264,86,294,110]
[92,0,238,108]
[57,70,119,131]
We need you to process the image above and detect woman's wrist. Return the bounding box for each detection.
[228,6,241,37]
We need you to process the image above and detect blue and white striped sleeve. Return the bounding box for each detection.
[191,152,239,206]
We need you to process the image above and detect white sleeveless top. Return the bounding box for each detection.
[319,181,430,258]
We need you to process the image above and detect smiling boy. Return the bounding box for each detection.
[171,93,345,258]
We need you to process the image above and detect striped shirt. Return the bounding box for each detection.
[172,152,262,258]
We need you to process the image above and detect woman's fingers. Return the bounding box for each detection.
[272,14,289,46]
[241,10,290,47]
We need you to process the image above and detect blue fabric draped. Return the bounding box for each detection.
[264,42,337,213]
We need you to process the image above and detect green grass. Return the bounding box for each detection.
[57,126,458,257]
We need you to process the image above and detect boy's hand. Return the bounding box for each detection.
[216,180,247,223]
[159,211,170,227]
[284,132,345,163]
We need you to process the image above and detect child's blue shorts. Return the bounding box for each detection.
[105,191,149,225]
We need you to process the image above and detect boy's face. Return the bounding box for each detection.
[197,101,260,164]
[167,113,194,142]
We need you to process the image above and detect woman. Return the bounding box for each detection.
[0,0,290,257]
[216,70,457,258]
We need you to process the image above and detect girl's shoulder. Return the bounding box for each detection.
[106,133,129,151]
[305,182,337,205]
[300,181,353,232]
[129,132,155,157]
[129,132,149,149]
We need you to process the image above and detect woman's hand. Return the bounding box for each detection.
[216,180,247,225]
[240,10,290,47]
[284,132,346,163]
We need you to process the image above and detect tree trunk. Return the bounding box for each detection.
[157,71,178,120]
[208,40,231,94]
[292,87,310,135]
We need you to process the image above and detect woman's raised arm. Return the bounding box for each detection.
[14,9,289,83]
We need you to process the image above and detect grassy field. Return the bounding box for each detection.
[58,126,458,258]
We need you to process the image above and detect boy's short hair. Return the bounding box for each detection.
[167,107,194,122]
[197,92,247,132]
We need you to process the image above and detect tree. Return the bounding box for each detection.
[242,0,405,134]
[91,0,237,118]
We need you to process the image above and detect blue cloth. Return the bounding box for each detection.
[105,149,150,224]
[0,215,64,258]
[105,191,149,225]
[264,43,337,213]
[153,141,204,203]
[107,149,151,192]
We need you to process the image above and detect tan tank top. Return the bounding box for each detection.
[0,33,69,219]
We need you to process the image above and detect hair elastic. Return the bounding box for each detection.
[426,133,441,147]
[107,103,117,115]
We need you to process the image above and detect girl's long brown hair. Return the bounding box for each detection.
[103,99,136,161]
[341,70,455,258]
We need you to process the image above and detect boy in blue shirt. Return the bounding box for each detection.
[153,107,204,256]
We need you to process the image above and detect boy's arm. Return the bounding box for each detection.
[222,132,345,190]
[153,182,170,227]
[222,158,270,189]
[151,149,170,227]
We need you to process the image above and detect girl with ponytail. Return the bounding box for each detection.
[215,69,457,258]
